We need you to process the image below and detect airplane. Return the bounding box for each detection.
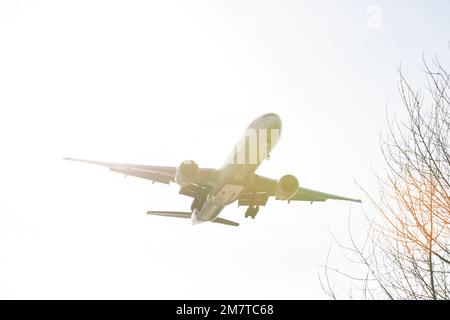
[65,113,361,227]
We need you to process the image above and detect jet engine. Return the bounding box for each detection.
[175,160,199,186]
[275,174,299,200]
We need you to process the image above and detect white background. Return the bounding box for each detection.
[0,0,449,299]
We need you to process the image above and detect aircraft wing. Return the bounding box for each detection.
[64,158,216,188]
[242,174,361,203]
[289,186,361,203]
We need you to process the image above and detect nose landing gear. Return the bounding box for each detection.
[245,206,259,219]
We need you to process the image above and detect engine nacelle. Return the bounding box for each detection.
[275,174,299,200]
[175,160,199,186]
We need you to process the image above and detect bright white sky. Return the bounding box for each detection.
[0,0,449,299]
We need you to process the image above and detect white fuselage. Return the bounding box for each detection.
[192,113,282,224]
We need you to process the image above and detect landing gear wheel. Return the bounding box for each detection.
[245,206,259,219]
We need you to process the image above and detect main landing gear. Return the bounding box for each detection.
[245,206,259,219]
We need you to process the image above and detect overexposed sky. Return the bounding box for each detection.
[0,0,449,299]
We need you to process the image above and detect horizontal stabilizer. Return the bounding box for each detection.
[146,211,191,219]
[146,211,239,227]
[212,217,239,227]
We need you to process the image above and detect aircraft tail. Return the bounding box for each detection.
[146,211,239,227]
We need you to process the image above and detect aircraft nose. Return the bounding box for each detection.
[247,113,282,131]
[270,113,281,128]
[262,113,282,130]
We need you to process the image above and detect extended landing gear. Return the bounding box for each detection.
[245,206,259,219]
